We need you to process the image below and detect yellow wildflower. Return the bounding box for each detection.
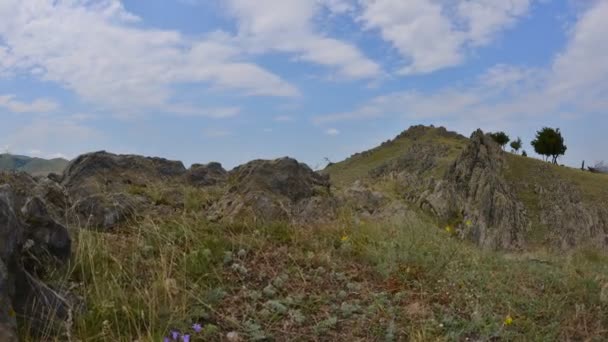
[465,219,473,227]
[341,235,349,242]
[504,315,513,325]
[445,225,454,234]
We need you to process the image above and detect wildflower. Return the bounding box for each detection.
[170,330,180,340]
[341,235,349,242]
[192,323,203,333]
[445,225,454,234]
[182,334,191,342]
[465,219,473,227]
[163,338,170,342]
[504,315,513,325]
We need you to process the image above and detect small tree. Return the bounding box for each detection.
[522,150,528,157]
[489,131,510,150]
[531,127,567,164]
[510,137,522,153]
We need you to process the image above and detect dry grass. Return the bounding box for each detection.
[19,194,608,341]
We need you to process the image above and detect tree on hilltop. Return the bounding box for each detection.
[531,127,567,164]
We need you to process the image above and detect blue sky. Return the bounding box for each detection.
[0,0,606,169]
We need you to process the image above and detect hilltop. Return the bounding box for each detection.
[1,127,607,341]
[0,154,68,176]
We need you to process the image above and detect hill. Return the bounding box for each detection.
[0,153,69,176]
[1,133,607,341]
[325,125,608,250]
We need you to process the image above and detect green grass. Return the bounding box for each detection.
[504,153,608,244]
[324,130,466,187]
[21,198,608,341]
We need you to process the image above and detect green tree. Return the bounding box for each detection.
[522,150,528,157]
[510,137,522,153]
[489,131,510,149]
[531,127,567,164]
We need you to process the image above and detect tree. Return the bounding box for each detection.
[522,150,528,157]
[510,137,522,153]
[531,127,567,164]
[489,132,510,150]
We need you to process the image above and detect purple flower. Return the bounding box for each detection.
[170,330,180,340]
[163,338,170,342]
[182,334,191,342]
[192,323,203,333]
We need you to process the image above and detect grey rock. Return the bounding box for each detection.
[186,162,227,187]
[420,130,530,249]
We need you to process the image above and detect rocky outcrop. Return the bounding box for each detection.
[419,130,530,249]
[535,181,608,249]
[61,151,186,197]
[59,151,187,229]
[209,158,333,223]
[0,183,74,339]
[186,162,227,187]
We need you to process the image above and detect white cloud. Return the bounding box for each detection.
[224,0,381,79]
[316,1,608,131]
[0,0,298,114]
[358,0,534,74]
[325,128,340,135]
[0,94,59,113]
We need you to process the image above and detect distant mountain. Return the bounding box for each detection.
[0,153,69,176]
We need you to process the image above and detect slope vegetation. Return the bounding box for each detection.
[0,154,68,176]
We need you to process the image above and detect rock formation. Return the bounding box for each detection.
[0,181,75,340]
[419,130,530,249]
[209,157,333,223]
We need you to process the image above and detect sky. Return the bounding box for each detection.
[0,0,607,170]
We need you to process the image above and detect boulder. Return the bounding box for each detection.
[186,162,227,187]
[209,158,332,223]
[228,157,330,202]
[0,185,74,339]
[61,151,186,198]
[70,193,146,230]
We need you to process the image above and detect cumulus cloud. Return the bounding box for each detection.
[357,0,534,74]
[316,1,608,127]
[0,94,59,113]
[0,0,298,114]
[223,0,382,79]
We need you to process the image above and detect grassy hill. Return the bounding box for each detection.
[325,125,608,248]
[0,153,68,176]
[324,125,467,187]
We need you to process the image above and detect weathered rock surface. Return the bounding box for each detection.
[535,181,608,249]
[186,162,227,187]
[70,192,147,230]
[0,183,74,339]
[61,151,186,197]
[419,130,530,249]
[209,158,333,223]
